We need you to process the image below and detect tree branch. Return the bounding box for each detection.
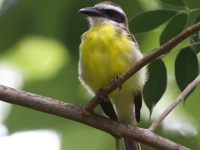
[0,85,189,150]
[84,22,200,111]
[149,74,200,132]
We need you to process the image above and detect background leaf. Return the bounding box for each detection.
[175,47,199,97]
[143,59,167,115]
[190,13,200,54]
[160,0,186,7]
[160,13,188,46]
[129,10,177,33]
[191,43,200,54]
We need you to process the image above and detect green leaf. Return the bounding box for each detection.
[160,0,186,7]
[191,43,200,54]
[143,59,167,116]
[129,10,177,33]
[190,13,200,54]
[160,13,188,46]
[175,47,199,97]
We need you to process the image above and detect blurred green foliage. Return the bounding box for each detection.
[0,0,200,150]
[143,59,167,116]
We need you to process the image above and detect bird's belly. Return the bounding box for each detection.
[80,48,132,94]
[78,24,143,94]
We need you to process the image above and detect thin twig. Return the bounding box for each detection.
[0,85,189,150]
[149,74,200,132]
[84,22,200,112]
[116,138,121,150]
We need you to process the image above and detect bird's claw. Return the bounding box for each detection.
[111,75,122,92]
[97,88,104,100]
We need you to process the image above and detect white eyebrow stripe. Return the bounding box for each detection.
[94,4,125,15]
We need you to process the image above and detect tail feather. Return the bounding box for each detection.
[100,99,118,121]
[124,138,141,150]
[99,97,142,150]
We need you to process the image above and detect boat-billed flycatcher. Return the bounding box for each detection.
[78,1,147,150]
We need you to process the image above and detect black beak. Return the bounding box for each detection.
[79,7,103,17]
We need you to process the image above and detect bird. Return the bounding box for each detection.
[78,1,147,150]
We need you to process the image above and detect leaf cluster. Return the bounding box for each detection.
[130,0,200,114]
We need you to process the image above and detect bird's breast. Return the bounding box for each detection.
[79,24,135,93]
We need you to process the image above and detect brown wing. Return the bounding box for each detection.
[134,91,142,123]
[126,29,142,123]
[129,32,139,47]
[122,27,139,48]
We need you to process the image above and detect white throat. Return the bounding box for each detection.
[88,17,125,28]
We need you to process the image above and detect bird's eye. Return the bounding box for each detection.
[101,8,125,23]
[105,9,117,16]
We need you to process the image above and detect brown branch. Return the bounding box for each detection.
[0,85,189,150]
[84,22,200,111]
[149,74,200,132]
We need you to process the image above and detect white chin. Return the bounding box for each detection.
[88,17,124,27]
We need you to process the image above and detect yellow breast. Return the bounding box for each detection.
[79,24,134,94]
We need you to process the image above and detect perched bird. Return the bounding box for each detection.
[78,1,146,150]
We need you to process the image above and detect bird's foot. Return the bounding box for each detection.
[111,75,122,92]
[97,88,104,100]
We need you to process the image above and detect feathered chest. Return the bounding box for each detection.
[79,24,135,93]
